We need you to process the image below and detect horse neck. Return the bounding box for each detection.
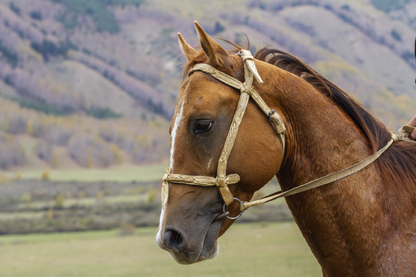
[265,73,373,187]
[263,71,389,275]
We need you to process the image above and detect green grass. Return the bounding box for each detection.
[0,222,321,277]
[3,164,168,182]
[22,194,149,210]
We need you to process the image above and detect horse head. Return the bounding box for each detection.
[156,22,285,264]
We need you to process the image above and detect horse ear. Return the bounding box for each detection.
[194,21,231,68]
[178,32,198,62]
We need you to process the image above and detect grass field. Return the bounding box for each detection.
[0,222,321,277]
[20,194,149,210]
[2,164,168,182]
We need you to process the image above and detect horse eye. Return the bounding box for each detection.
[195,120,213,134]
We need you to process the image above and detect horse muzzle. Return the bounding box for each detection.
[156,215,222,264]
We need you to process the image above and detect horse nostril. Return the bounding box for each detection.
[170,230,183,245]
[163,229,184,252]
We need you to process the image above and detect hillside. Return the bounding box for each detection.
[0,0,415,170]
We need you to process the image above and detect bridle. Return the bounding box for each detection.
[162,49,415,220]
[162,49,285,218]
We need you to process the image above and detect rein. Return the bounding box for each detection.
[162,50,415,220]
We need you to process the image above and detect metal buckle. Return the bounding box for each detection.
[222,198,244,220]
[268,109,275,120]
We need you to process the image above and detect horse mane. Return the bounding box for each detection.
[253,46,416,190]
[183,41,416,188]
[254,47,390,153]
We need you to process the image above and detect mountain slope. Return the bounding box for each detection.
[0,0,415,170]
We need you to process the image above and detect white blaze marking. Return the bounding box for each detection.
[156,100,185,246]
[156,208,166,247]
[170,100,185,170]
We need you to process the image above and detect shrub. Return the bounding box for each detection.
[371,0,410,12]
[391,29,402,41]
[147,189,156,204]
[68,133,116,167]
[46,126,74,146]
[0,133,26,169]
[29,11,42,21]
[401,51,413,61]
[2,95,67,116]
[96,191,103,202]
[47,208,54,220]
[54,194,65,208]
[214,21,225,34]
[52,0,125,33]
[0,175,8,184]
[31,39,76,61]
[87,107,122,119]
[6,116,27,135]
[15,172,21,181]
[9,2,20,15]
[35,141,53,163]
[41,170,50,181]
[0,42,18,67]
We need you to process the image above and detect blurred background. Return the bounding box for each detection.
[0,0,414,276]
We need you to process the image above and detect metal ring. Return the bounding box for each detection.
[222,198,244,220]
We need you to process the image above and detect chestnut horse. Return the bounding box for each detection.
[156,22,416,276]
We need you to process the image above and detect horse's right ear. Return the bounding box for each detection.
[178,33,197,62]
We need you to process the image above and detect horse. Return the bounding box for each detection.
[156,21,416,276]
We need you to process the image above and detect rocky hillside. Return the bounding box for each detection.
[0,0,415,170]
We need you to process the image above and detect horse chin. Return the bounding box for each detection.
[169,241,219,265]
[198,220,222,261]
[197,243,219,262]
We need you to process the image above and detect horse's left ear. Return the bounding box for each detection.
[194,21,231,68]
[178,32,198,62]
